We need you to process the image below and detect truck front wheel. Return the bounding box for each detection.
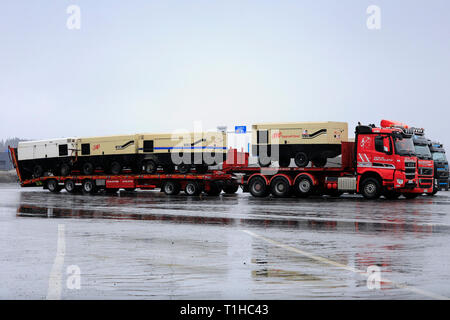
[360,178,381,200]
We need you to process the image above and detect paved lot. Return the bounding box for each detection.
[1,183,449,299]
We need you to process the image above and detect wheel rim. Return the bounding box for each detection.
[186,184,195,194]
[299,179,311,193]
[48,180,57,191]
[166,184,174,193]
[65,180,74,192]
[365,183,376,195]
[85,181,93,192]
[276,182,286,193]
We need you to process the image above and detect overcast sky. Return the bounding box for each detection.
[1,0,449,146]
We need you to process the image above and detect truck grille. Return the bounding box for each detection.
[419,168,433,176]
[419,179,433,188]
[404,162,416,180]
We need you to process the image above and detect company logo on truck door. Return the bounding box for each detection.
[115,140,135,150]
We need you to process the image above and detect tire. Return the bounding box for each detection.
[312,157,327,168]
[294,152,309,167]
[293,176,314,197]
[47,179,61,193]
[270,176,291,197]
[360,178,381,200]
[223,185,239,194]
[278,157,290,168]
[60,163,71,176]
[178,163,191,174]
[195,164,208,174]
[258,156,271,167]
[64,179,77,193]
[184,181,201,196]
[82,162,94,175]
[82,179,96,195]
[33,165,43,178]
[384,191,401,200]
[162,181,180,195]
[144,160,157,174]
[249,176,269,198]
[110,161,122,175]
[403,193,419,199]
[205,182,222,196]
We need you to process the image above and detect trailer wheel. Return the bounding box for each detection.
[178,163,191,174]
[163,181,180,195]
[47,179,61,193]
[294,152,309,167]
[82,179,97,195]
[249,176,269,198]
[82,162,94,175]
[205,182,221,196]
[360,178,381,200]
[223,185,239,194]
[184,181,201,196]
[144,160,157,174]
[110,161,122,175]
[384,191,401,200]
[60,163,71,176]
[271,176,291,197]
[33,165,44,178]
[64,179,77,193]
[294,176,313,197]
[403,193,419,199]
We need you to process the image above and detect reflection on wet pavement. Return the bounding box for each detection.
[1,184,450,299]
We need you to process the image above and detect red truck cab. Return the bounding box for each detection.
[355,123,417,199]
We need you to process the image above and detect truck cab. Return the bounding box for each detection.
[355,124,417,199]
[408,129,434,195]
[428,140,449,194]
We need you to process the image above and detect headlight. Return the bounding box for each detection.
[397,179,404,184]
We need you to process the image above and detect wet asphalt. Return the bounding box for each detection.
[1,183,450,299]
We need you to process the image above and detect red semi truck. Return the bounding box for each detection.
[8,122,420,200]
[233,123,418,199]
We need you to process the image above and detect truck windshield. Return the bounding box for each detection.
[432,152,447,161]
[414,145,432,159]
[394,137,416,156]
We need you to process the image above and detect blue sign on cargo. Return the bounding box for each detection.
[235,126,247,134]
